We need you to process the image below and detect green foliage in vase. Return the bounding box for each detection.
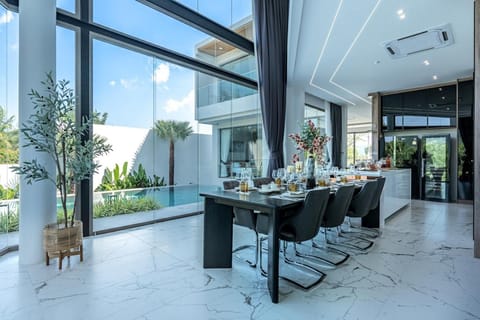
[12,73,112,228]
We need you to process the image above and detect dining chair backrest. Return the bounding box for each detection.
[280,188,331,242]
[223,180,239,190]
[253,177,273,188]
[347,180,378,218]
[369,176,386,211]
[322,184,355,228]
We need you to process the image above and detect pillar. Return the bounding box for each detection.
[18,0,56,264]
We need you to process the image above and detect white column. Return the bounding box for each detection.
[285,85,305,163]
[18,0,56,265]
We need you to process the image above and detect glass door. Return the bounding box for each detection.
[421,135,450,202]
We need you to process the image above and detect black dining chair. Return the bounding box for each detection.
[259,188,331,289]
[302,184,356,266]
[339,180,379,250]
[252,177,273,188]
[223,180,260,267]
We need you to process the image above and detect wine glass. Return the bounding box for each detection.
[271,169,277,181]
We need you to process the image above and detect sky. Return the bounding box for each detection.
[0,0,252,133]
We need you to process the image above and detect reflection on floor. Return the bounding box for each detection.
[0,200,479,320]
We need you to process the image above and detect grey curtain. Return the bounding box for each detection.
[330,103,342,167]
[253,0,289,176]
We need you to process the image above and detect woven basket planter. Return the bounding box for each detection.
[43,220,83,270]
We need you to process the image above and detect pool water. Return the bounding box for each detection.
[59,185,220,210]
[116,185,220,207]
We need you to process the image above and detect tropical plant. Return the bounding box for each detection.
[0,183,18,200]
[154,120,193,185]
[13,73,112,228]
[0,105,19,163]
[95,162,166,191]
[92,109,108,125]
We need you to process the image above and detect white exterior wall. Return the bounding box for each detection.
[93,124,204,189]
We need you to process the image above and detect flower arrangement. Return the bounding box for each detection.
[288,120,331,166]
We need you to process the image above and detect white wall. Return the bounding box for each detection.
[94,124,205,189]
[0,165,18,188]
[285,86,348,168]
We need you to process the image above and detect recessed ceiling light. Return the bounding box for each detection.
[399,14,406,20]
[433,75,438,80]
[423,60,430,66]
[218,46,224,50]
[397,9,404,15]
[374,60,381,64]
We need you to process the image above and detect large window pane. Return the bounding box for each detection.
[93,0,255,79]
[174,0,252,32]
[56,0,76,14]
[0,7,18,251]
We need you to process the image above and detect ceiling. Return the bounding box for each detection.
[288,0,474,125]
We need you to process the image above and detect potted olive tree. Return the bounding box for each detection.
[14,73,112,269]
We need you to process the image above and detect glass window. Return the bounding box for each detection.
[92,0,255,79]
[57,0,76,13]
[347,132,372,166]
[304,105,326,134]
[92,38,261,232]
[173,0,252,33]
[219,125,263,178]
[0,7,18,251]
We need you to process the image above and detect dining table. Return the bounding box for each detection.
[200,181,379,303]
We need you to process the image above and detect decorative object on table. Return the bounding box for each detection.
[288,120,331,168]
[13,73,112,269]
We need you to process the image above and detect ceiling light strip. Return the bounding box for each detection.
[309,0,344,85]
[310,81,356,105]
[329,0,382,104]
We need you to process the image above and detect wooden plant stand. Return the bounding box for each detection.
[44,220,84,270]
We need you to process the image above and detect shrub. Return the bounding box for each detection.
[93,197,160,218]
[0,209,19,233]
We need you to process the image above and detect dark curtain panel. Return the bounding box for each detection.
[330,103,342,167]
[253,0,289,176]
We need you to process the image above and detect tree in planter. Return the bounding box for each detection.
[154,120,193,186]
[13,73,112,228]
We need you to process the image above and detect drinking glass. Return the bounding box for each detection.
[271,169,277,180]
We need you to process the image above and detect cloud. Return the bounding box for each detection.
[164,90,194,113]
[119,78,138,89]
[109,80,116,87]
[153,63,170,84]
[0,11,13,24]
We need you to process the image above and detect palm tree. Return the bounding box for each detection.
[154,120,193,185]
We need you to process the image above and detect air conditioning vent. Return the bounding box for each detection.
[383,24,454,59]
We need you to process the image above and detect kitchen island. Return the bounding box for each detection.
[358,168,411,227]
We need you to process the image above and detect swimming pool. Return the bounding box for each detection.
[122,184,220,207]
[58,184,220,211]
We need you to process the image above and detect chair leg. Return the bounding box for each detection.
[331,227,374,251]
[280,242,326,290]
[306,229,350,266]
[258,237,268,277]
[233,232,259,268]
[342,217,380,239]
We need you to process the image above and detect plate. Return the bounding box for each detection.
[286,191,306,198]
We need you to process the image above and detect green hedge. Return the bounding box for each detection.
[0,197,161,233]
[93,197,161,218]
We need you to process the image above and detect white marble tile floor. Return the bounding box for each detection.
[0,200,479,320]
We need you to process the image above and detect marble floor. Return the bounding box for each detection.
[0,200,479,320]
